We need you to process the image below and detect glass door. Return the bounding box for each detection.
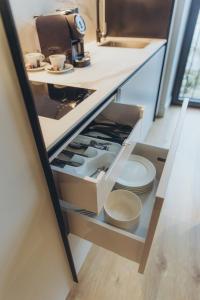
[172,0,200,106]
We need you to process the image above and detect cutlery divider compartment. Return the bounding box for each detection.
[52,135,121,178]
[52,136,124,213]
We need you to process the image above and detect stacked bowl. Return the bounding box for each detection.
[104,190,142,230]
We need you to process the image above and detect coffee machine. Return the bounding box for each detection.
[36,9,90,67]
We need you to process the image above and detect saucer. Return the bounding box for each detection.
[45,64,74,74]
[26,62,46,72]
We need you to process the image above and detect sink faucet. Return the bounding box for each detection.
[96,0,102,43]
[96,0,107,43]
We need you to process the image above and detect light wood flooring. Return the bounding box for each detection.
[67,106,200,300]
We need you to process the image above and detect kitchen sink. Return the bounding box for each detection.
[99,40,150,49]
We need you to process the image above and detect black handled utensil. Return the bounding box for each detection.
[69,142,88,150]
[62,149,88,158]
[52,158,82,168]
[84,134,123,144]
[69,140,111,150]
[51,158,66,168]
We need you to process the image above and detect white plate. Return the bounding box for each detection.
[115,180,154,190]
[115,183,154,194]
[45,63,74,74]
[116,155,156,189]
[115,180,154,188]
[115,183,153,191]
[26,62,46,72]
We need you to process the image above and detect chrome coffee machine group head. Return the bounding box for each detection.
[36,9,91,67]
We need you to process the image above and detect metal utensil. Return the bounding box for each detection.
[84,133,123,144]
[62,149,88,158]
[83,127,120,138]
[89,123,132,133]
[69,140,111,151]
[90,166,108,177]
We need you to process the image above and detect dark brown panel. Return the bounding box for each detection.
[105,0,174,39]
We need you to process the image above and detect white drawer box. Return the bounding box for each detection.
[52,102,144,214]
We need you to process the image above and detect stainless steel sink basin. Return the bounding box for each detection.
[100,40,150,49]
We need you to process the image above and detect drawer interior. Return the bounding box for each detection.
[51,102,143,181]
[62,142,169,242]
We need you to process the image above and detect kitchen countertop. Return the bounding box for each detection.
[28,38,166,151]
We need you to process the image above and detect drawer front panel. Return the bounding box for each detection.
[103,117,143,202]
[55,172,100,213]
[138,99,189,273]
[66,209,145,263]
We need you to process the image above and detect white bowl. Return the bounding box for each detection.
[104,190,142,230]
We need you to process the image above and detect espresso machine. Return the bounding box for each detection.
[36,9,91,67]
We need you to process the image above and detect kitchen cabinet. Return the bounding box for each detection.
[117,46,166,140]
[50,90,188,273]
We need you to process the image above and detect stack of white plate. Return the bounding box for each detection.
[116,155,156,194]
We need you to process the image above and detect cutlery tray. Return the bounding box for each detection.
[51,102,144,214]
[52,135,120,182]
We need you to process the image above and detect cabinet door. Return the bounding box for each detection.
[118,47,165,140]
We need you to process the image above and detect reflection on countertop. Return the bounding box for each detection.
[31,82,95,120]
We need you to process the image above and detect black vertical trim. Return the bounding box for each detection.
[153,0,176,119]
[153,45,168,120]
[172,0,200,105]
[0,0,78,282]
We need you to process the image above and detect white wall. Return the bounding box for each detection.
[157,0,192,116]
[9,0,96,52]
[0,16,75,300]
[7,0,93,289]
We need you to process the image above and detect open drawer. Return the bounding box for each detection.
[52,102,144,214]
[61,100,188,273]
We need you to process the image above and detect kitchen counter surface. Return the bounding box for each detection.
[28,38,166,151]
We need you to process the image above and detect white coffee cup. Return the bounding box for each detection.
[24,52,45,68]
[49,54,66,71]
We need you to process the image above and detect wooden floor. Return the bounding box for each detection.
[67,106,200,300]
